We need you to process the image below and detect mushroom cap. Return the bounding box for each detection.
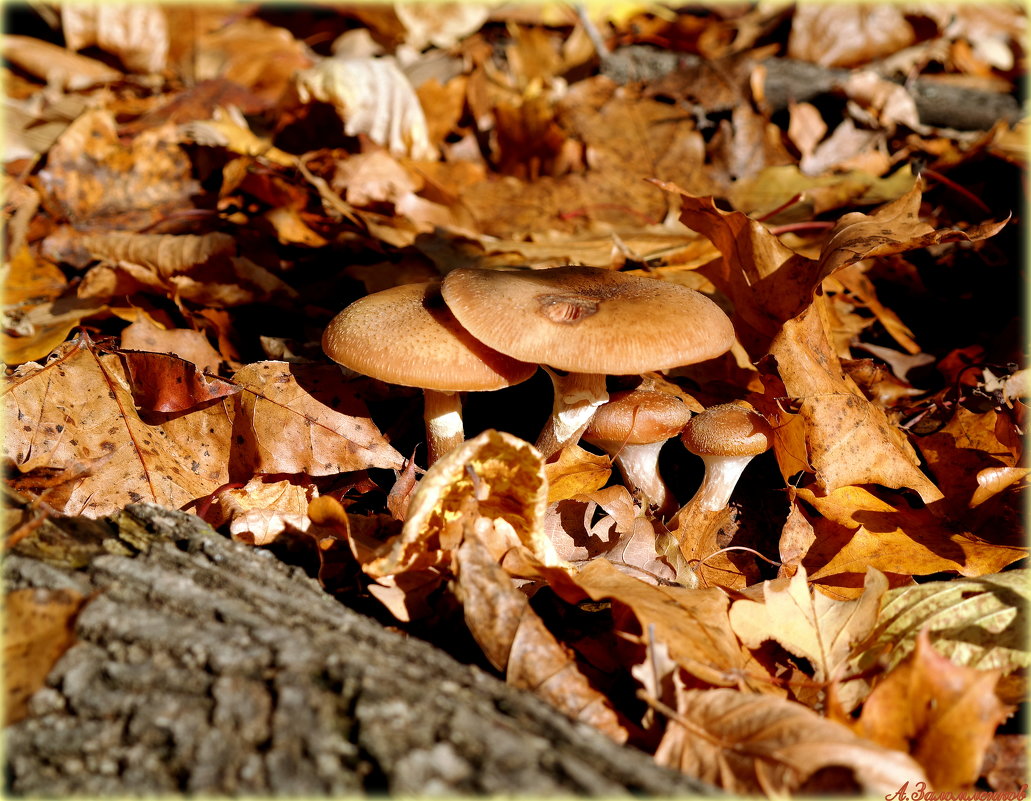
[440,266,735,374]
[322,281,536,392]
[680,403,773,457]
[584,390,692,446]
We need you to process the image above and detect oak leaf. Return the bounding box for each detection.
[654,685,927,795]
[857,630,1012,791]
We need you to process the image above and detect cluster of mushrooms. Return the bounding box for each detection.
[323,266,773,528]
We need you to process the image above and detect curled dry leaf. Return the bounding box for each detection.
[855,569,1030,675]
[118,350,240,414]
[61,4,169,74]
[230,362,404,477]
[798,485,1028,588]
[205,476,316,546]
[857,630,1012,792]
[365,429,557,578]
[654,686,927,795]
[454,527,627,743]
[296,57,435,160]
[4,588,88,725]
[728,564,888,691]
[3,336,232,517]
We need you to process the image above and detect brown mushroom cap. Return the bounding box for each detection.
[322,281,536,392]
[680,403,772,457]
[440,266,735,374]
[584,390,692,446]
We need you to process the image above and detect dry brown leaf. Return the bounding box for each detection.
[3,34,122,90]
[205,476,316,546]
[3,336,232,516]
[296,57,435,160]
[788,5,915,68]
[543,444,611,503]
[562,557,757,689]
[655,685,927,795]
[0,294,110,366]
[729,563,888,695]
[38,110,200,229]
[765,300,944,502]
[454,526,627,742]
[364,429,555,579]
[857,630,1011,791]
[230,362,403,477]
[119,317,223,374]
[798,485,1028,588]
[4,587,87,725]
[395,2,490,50]
[665,503,760,590]
[61,5,168,73]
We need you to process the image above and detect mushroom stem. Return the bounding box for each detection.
[535,369,609,458]
[423,389,464,465]
[611,441,678,518]
[688,453,758,512]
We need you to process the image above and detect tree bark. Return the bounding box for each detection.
[4,503,714,796]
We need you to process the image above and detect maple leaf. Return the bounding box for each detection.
[728,564,888,688]
[542,443,611,502]
[857,630,1012,791]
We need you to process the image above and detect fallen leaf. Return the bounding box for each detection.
[37,110,199,229]
[3,335,232,516]
[798,485,1028,587]
[454,524,628,742]
[857,629,1011,791]
[561,557,757,690]
[654,685,927,795]
[543,444,612,502]
[230,362,404,477]
[365,429,556,578]
[855,570,1031,675]
[205,476,316,546]
[296,56,435,160]
[2,34,122,90]
[119,316,223,374]
[119,350,240,413]
[61,5,169,74]
[728,564,888,689]
[4,587,88,725]
[788,5,915,68]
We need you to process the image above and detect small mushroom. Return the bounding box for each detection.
[679,402,773,512]
[440,266,735,458]
[583,389,692,518]
[323,281,536,464]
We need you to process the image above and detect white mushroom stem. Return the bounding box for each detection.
[609,441,678,518]
[688,453,759,512]
[423,389,465,465]
[535,369,609,458]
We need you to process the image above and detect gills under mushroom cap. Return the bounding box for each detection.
[322,281,536,391]
[440,266,735,374]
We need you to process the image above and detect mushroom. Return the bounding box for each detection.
[323,281,536,464]
[582,389,691,517]
[679,402,773,512]
[440,266,735,458]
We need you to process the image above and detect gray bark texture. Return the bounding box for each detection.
[4,503,715,796]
